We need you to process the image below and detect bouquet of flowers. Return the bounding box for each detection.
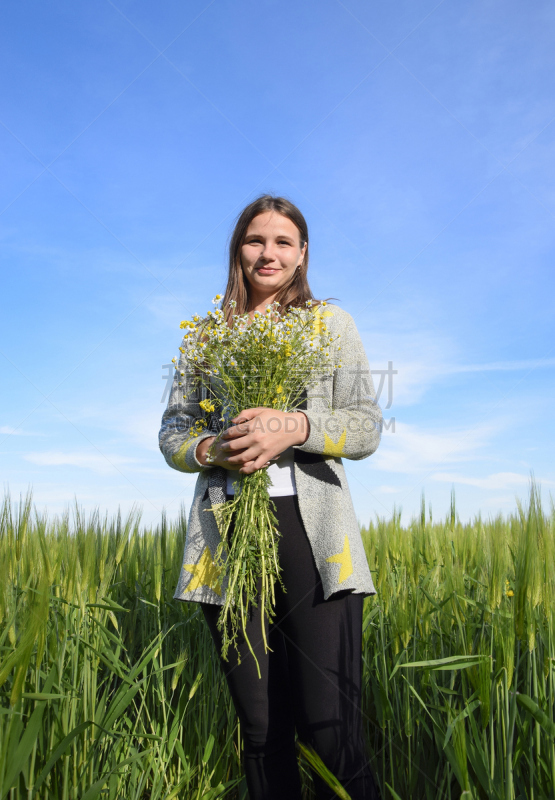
[174,296,340,677]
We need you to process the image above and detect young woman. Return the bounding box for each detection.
[159,195,383,799]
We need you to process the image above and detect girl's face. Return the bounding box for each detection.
[240,211,307,302]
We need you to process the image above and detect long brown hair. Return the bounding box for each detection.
[220,195,333,326]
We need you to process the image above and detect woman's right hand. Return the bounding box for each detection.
[196,434,256,470]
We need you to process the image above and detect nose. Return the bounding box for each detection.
[259,242,277,263]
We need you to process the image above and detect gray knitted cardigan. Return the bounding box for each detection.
[158,303,383,606]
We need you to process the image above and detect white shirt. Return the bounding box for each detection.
[226,445,297,496]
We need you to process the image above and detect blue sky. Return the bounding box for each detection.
[2,0,555,528]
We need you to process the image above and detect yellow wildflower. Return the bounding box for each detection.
[276,385,283,394]
[199,399,215,413]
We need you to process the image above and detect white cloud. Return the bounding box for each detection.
[24,450,143,476]
[359,325,555,411]
[0,426,41,436]
[59,397,168,454]
[431,471,555,490]
[446,359,555,374]
[359,328,457,408]
[372,419,500,475]
[117,408,167,452]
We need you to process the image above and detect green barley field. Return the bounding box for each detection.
[1,480,554,800]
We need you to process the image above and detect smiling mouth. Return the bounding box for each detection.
[256,267,279,274]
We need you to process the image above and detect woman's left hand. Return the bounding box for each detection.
[220,407,310,475]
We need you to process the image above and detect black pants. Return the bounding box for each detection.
[200,494,380,800]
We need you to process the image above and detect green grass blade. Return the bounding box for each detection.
[516,693,555,738]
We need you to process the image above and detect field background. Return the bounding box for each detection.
[2,3,555,796]
[1,481,554,800]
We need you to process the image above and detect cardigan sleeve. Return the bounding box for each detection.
[158,335,217,474]
[293,309,382,461]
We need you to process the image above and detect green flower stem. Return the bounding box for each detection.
[212,469,284,679]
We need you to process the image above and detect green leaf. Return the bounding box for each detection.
[385,784,403,800]
[202,733,215,764]
[86,601,129,613]
[99,680,143,733]
[2,665,56,796]
[517,693,555,738]
[31,722,92,797]
[297,742,352,800]
[80,751,151,800]
[443,700,481,748]
[201,783,226,800]
[391,654,490,679]
[173,740,191,777]
[163,776,188,800]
